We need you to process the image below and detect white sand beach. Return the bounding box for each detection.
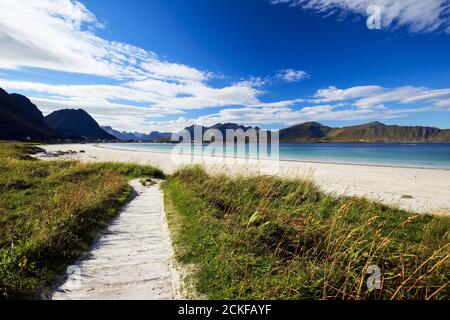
[37,144,450,215]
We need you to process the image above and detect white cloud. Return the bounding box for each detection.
[0,0,213,82]
[434,98,450,111]
[276,69,309,82]
[0,0,310,131]
[272,0,450,34]
[0,0,141,77]
[313,85,450,112]
[236,68,309,87]
[146,84,450,131]
[401,89,450,103]
[140,60,209,83]
[314,85,384,102]
[3,77,450,131]
[0,78,265,112]
[1,0,449,132]
[235,76,271,88]
[146,102,431,132]
[0,78,267,119]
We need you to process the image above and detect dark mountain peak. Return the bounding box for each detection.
[148,131,171,141]
[149,130,171,135]
[45,109,115,140]
[327,121,448,142]
[185,124,207,129]
[183,124,208,134]
[51,108,92,119]
[299,121,325,127]
[0,87,9,98]
[102,126,172,141]
[1,90,44,122]
[209,122,253,131]
[0,87,57,140]
[279,122,332,141]
[180,123,260,142]
[352,121,386,128]
[45,109,100,128]
[10,93,34,105]
[184,123,256,132]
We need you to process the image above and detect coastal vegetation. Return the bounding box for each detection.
[0,142,164,299]
[1,141,448,300]
[163,165,449,300]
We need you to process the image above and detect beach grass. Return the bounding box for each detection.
[1,141,448,300]
[0,142,164,299]
[163,165,449,300]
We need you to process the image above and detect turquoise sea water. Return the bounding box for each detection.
[99,142,450,169]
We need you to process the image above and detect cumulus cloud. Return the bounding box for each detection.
[2,77,450,131]
[313,85,450,110]
[271,0,450,33]
[236,68,309,88]
[0,0,304,130]
[0,0,220,83]
[1,0,449,132]
[0,0,144,77]
[276,69,309,82]
[145,84,450,131]
[146,102,431,132]
[0,0,222,85]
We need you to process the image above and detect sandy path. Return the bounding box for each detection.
[37,144,450,214]
[51,180,180,300]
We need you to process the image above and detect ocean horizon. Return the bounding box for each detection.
[99,142,450,169]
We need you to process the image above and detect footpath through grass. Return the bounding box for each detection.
[163,166,449,300]
[0,142,164,299]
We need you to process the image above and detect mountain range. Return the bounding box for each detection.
[0,88,117,141]
[279,121,450,143]
[0,88,57,140]
[1,87,449,143]
[45,109,116,140]
[178,123,261,141]
[101,126,171,142]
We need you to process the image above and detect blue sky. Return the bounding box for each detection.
[0,0,449,132]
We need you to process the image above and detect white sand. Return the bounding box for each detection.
[52,180,181,300]
[38,144,450,214]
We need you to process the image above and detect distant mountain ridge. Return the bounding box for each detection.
[45,109,116,140]
[1,87,449,143]
[0,88,58,140]
[279,122,332,141]
[102,126,171,142]
[148,131,172,141]
[280,121,450,142]
[179,123,261,141]
[102,126,141,141]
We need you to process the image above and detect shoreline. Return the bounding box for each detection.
[95,143,450,171]
[36,143,450,215]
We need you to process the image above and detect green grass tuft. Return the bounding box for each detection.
[0,142,163,299]
[163,166,450,300]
